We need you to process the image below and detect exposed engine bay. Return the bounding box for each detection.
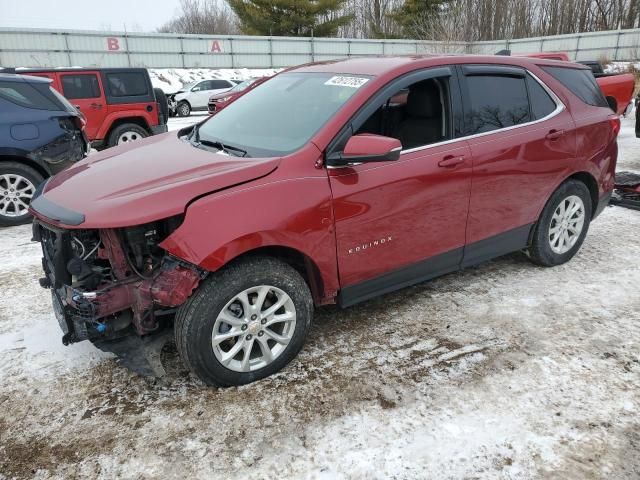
[33,217,204,375]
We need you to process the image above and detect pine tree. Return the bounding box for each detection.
[390,0,446,38]
[228,0,353,37]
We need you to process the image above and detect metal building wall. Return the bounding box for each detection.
[1,27,639,69]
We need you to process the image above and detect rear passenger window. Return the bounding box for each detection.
[61,74,100,99]
[105,72,148,97]
[465,75,531,134]
[211,80,231,89]
[526,74,556,119]
[542,66,608,108]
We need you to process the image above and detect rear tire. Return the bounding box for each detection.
[175,257,313,387]
[107,123,149,148]
[176,101,191,117]
[0,161,44,227]
[153,88,169,124]
[528,179,592,266]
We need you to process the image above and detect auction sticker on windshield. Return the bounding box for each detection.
[324,76,370,88]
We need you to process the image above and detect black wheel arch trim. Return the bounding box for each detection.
[338,223,534,308]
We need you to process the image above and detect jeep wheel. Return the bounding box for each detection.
[177,101,191,117]
[107,123,149,148]
[0,162,44,227]
[528,179,592,266]
[174,257,313,387]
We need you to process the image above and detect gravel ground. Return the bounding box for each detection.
[0,114,639,480]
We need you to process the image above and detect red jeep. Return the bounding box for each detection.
[31,56,619,386]
[23,68,168,149]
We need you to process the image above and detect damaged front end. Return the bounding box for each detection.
[33,216,204,376]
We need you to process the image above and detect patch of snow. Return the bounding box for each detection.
[149,68,281,94]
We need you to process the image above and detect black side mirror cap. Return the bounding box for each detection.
[327,147,401,167]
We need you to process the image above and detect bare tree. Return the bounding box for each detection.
[158,0,239,35]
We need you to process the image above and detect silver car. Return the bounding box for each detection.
[170,79,236,117]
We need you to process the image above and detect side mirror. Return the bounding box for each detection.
[328,134,402,167]
[606,95,618,113]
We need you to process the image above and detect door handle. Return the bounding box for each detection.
[74,105,81,110]
[546,129,565,140]
[90,103,103,109]
[438,155,465,168]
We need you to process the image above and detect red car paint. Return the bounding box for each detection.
[23,68,167,148]
[208,76,270,114]
[595,73,636,115]
[31,55,618,317]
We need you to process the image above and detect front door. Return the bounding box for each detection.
[327,67,473,306]
[59,72,107,140]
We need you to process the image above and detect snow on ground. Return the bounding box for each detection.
[1,115,639,480]
[149,68,281,94]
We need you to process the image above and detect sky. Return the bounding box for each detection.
[0,0,182,32]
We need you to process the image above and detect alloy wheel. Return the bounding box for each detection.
[548,195,585,254]
[0,174,35,218]
[211,285,297,372]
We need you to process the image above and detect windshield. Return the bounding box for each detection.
[181,81,197,91]
[195,72,370,157]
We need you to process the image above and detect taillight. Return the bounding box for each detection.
[609,117,621,137]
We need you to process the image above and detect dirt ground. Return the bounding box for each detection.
[0,115,639,480]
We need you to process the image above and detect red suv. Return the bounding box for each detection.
[23,68,168,149]
[31,56,618,387]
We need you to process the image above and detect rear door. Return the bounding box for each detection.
[59,71,106,140]
[458,65,576,264]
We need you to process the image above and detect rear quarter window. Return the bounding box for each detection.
[105,72,149,97]
[0,80,62,110]
[542,66,608,108]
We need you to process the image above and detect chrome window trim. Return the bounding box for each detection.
[401,70,565,155]
[327,68,565,167]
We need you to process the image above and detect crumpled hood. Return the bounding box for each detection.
[31,132,280,228]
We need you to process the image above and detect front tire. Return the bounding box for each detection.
[0,162,44,227]
[175,257,313,387]
[528,179,592,266]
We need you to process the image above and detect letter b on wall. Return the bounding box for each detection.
[106,37,121,51]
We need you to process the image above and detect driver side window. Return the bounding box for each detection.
[355,77,452,151]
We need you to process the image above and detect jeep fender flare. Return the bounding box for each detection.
[96,111,154,141]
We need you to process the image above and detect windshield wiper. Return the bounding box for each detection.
[199,138,248,157]
[187,124,248,157]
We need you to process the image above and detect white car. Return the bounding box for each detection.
[170,79,236,117]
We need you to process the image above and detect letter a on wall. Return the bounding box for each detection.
[107,37,121,51]
[211,40,223,53]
